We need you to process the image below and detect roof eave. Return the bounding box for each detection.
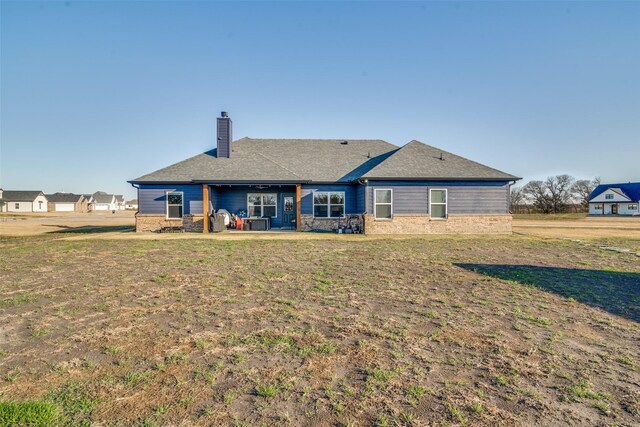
[361,176,521,182]
[129,179,310,185]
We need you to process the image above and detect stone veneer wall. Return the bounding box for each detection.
[299,214,363,232]
[135,214,204,232]
[363,214,512,234]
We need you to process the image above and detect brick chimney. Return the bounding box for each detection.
[217,111,232,158]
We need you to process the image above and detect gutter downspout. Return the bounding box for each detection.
[129,183,140,217]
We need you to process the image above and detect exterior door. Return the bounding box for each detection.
[611,204,618,215]
[282,194,296,228]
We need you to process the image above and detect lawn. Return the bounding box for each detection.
[0,234,638,426]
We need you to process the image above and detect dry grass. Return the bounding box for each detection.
[0,211,135,236]
[0,233,638,426]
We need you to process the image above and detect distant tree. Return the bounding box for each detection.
[545,174,575,213]
[509,186,525,212]
[571,177,601,209]
[522,180,552,213]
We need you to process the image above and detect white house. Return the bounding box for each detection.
[125,199,138,210]
[91,191,117,211]
[0,190,48,212]
[588,182,640,216]
[115,195,126,210]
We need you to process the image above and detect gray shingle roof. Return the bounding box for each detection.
[46,193,84,203]
[0,190,44,202]
[362,140,519,181]
[131,138,396,183]
[92,191,115,203]
[130,138,518,184]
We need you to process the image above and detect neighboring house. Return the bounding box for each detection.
[125,199,139,210]
[82,194,94,211]
[46,193,88,212]
[588,182,640,216]
[92,191,117,211]
[129,112,520,234]
[0,190,48,212]
[115,195,126,210]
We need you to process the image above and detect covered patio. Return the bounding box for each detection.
[202,183,301,233]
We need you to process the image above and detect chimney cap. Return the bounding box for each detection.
[221,111,228,118]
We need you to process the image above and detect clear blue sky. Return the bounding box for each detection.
[1,1,638,198]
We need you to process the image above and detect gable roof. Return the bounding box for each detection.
[589,182,640,202]
[131,138,396,184]
[46,193,84,203]
[92,191,115,203]
[130,138,518,184]
[0,190,45,202]
[362,140,519,181]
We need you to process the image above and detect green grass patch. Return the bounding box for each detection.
[0,401,60,427]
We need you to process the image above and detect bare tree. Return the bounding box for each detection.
[522,180,552,213]
[509,186,525,213]
[545,174,575,213]
[571,177,601,209]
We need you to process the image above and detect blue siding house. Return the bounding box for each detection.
[129,113,520,234]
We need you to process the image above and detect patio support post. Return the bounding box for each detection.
[296,184,301,232]
[203,184,209,233]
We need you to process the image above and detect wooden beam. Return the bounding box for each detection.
[295,184,301,232]
[202,184,210,233]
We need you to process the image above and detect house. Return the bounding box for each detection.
[129,112,520,234]
[0,190,48,212]
[46,193,88,212]
[91,191,117,211]
[82,194,94,211]
[115,195,126,210]
[125,199,139,210]
[588,182,640,216]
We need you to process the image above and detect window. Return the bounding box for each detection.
[313,191,345,218]
[605,194,614,200]
[374,189,392,219]
[284,196,294,212]
[166,191,183,219]
[430,189,447,219]
[14,203,19,209]
[247,193,277,218]
[594,204,602,210]
[38,201,43,210]
[629,204,638,210]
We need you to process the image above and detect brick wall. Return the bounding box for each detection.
[363,214,512,234]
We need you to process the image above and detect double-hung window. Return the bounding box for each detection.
[430,189,447,219]
[629,204,638,210]
[248,193,277,218]
[166,191,183,219]
[313,191,345,218]
[374,189,392,219]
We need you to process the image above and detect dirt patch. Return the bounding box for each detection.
[0,211,135,236]
[0,235,638,426]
